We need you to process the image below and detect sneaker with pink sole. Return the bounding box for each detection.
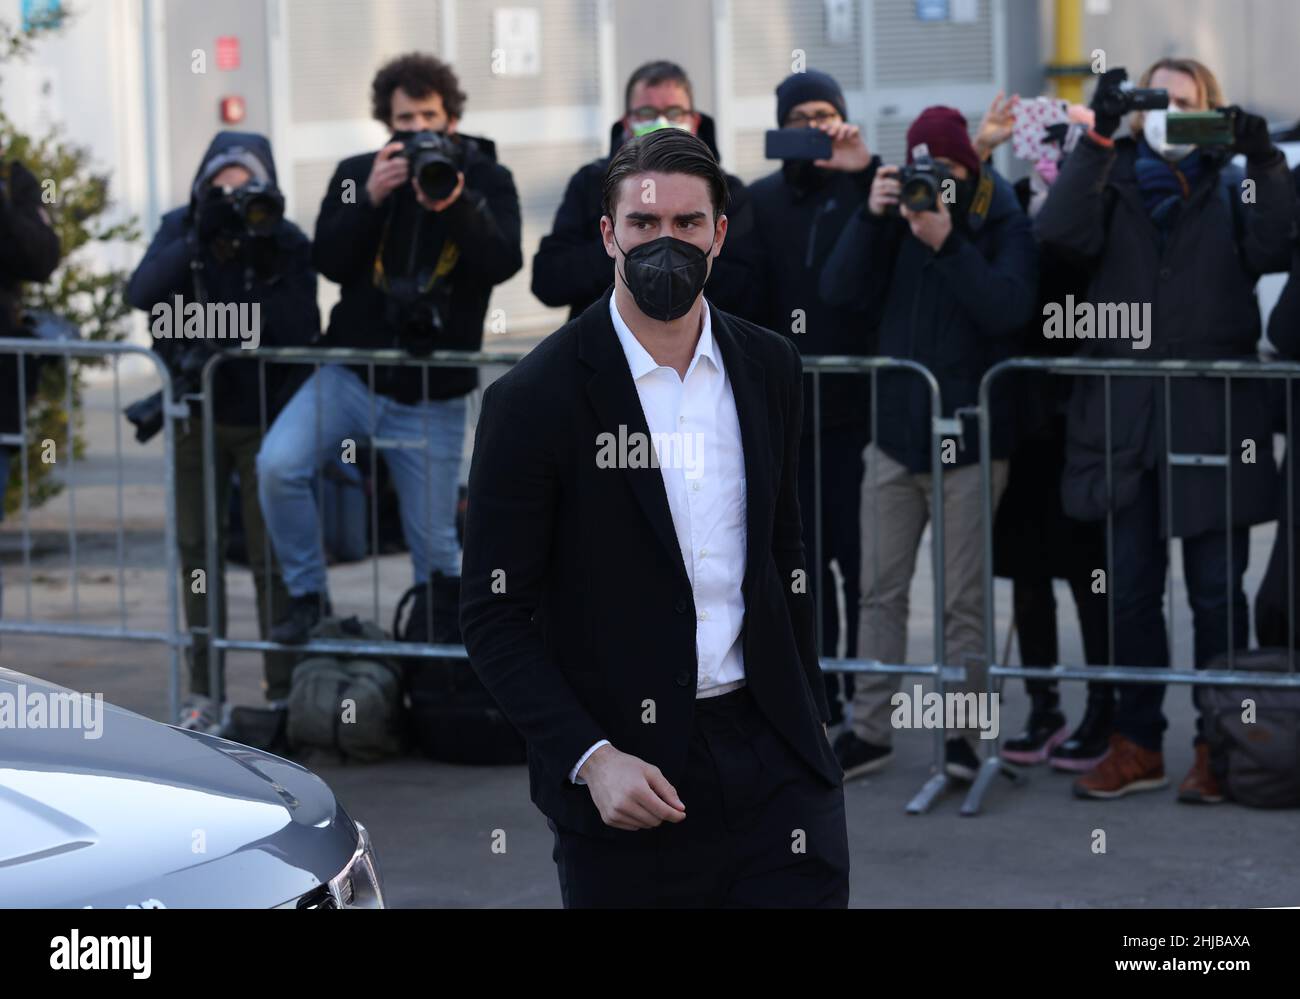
[1001,709,1070,765]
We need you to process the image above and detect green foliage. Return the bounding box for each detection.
[2,10,141,516]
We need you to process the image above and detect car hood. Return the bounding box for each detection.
[0,668,357,907]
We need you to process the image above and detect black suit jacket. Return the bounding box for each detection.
[460,288,839,839]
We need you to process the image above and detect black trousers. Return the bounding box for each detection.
[549,686,850,908]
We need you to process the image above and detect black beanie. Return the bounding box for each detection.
[775,69,848,126]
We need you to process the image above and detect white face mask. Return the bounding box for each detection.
[1143,109,1196,162]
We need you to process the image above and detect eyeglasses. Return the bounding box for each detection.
[785,110,841,127]
[627,106,693,123]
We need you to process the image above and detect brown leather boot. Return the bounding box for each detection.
[1072,734,1167,799]
[1177,742,1225,804]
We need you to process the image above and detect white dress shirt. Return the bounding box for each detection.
[570,295,749,784]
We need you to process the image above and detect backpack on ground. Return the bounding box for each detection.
[393,574,527,765]
[1200,647,1300,808]
[287,615,403,763]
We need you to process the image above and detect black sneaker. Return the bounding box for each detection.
[1001,708,1070,766]
[270,592,330,645]
[834,731,893,779]
[1049,697,1115,773]
[945,738,981,781]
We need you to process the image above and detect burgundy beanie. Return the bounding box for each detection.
[905,106,980,177]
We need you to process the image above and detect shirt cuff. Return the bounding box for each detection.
[569,739,610,785]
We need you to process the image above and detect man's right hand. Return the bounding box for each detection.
[868,164,901,217]
[579,744,686,830]
[365,141,409,207]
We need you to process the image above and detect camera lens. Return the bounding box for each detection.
[414,155,458,201]
[242,193,282,235]
[901,174,938,212]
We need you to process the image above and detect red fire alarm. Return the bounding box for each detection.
[220,95,246,124]
[216,35,240,70]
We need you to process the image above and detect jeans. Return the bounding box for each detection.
[256,364,467,596]
[1111,469,1250,751]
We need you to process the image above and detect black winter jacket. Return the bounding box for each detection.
[1035,135,1296,537]
[750,160,879,439]
[530,114,762,323]
[313,133,522,403]
[0,159,61,440]
[126,132,319,426]
[820,169,1037,472]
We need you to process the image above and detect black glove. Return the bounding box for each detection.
[1088,68,1129,139]
[1225,105,1274,162]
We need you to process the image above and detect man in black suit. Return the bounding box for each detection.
[460,127,849,908]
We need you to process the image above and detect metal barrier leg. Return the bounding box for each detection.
[906,771,951,814]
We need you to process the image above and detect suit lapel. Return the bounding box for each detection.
[580,293,688,584]
[578,293,771,596]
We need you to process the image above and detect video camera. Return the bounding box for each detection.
[397,130,464,202]
[1091,69,1169,120]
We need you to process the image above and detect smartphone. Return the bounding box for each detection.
[1011,96,1070,162]
[765,128,833,161]
[1166,110,1235,146]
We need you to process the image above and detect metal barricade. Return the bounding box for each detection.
[962,356,1300,816]
[805,356,962,813]
[0,337,185,720]
[198,346,522,685]
[201,347,959,811]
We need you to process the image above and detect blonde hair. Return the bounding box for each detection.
[1129,57,1225,135]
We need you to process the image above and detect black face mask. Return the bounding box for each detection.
[612,230,712,322]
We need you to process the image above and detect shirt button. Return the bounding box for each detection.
[698,609,709,621]
[679,415,686,423]
[699,548,708,558]
[692,481,701,491]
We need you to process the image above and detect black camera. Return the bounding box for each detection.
[894,148,954,214]
[384,276,452,357]
[228,181,285,237]
[123,344,212,443]
[1092,69,1169,120]
[197,181,285,242]
[398,130,463,202]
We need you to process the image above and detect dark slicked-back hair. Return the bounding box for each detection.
[602,128,728,223]
[371,52,467,124]
[624,59,694,110]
